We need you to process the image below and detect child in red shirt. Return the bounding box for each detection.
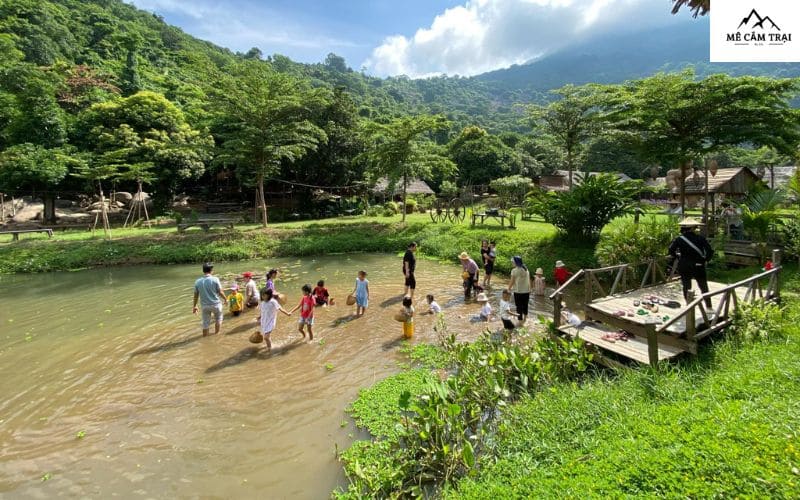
[290,284,316,341]
[554,260,572,286]
[313,280,333,306]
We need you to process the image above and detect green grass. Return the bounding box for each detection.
[443,269,800,498]
[0,213,596,274]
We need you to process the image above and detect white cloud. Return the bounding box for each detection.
[364,0,680,78]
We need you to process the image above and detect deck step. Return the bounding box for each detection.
[559,322,687,365]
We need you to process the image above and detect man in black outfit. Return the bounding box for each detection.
[668,218,714,308]
[403,242,417,299]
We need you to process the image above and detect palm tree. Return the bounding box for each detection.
[671,0,709,17]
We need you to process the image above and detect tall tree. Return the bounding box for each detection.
[213,62,328,226]
[528,85,598,188]
[0,143,71,223]
[598,70,800,210]
[360,115,455,222]
[671,0,709,17]
[76,91,212,211]
[447,125,530,186]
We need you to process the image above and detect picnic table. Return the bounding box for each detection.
[177,216,239,233]
[471,210,516,228]
[0,228,54,241]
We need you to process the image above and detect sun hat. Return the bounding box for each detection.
[476,292,489,302]
[242,271,253,278]
[459,251,470,260]
[678,217,704,226]
[535,267,544,275]
[555,260,565,268]
[230,284,239,291]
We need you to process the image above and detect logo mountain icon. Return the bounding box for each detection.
[737,9,781,31]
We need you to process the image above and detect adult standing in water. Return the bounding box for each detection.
[403,242,418,299]
[459,252,479,299]
[668,217,714,309]
[507,256,531,323]
[192,262,227,336]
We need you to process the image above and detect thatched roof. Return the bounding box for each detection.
[372,177,435,195]
[671,167,760,195]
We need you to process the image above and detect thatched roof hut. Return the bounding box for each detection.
[372,177,435,196]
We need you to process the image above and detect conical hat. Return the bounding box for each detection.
[678,217,704,226]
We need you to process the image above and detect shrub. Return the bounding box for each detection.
[489,175,534,207]
[782,210,800,263]
[439,180,459,199]
[365,206,381,217]
[404,198,417,214]
[730,300,785,344]
[596,216,676,266]
[383,201,399,214]
[527,173,641,240]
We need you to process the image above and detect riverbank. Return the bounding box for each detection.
[335,265,800,497]
[0,214,597,274]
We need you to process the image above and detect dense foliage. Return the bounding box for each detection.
[595,216,677,267]
[528,173,642,240]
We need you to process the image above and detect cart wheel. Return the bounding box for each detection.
[430,199,447,223]
[449,198,465,223]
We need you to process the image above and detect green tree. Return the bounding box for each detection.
[599,70,800,211]
[447,126,526,186]
[489,175,534,207]
[528,173,641,240]
[0,143,71,222]
[213,62,328,226]
[360,115,455,222]
[77,91,212,211]
[528,85,599,188]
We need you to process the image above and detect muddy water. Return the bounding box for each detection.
[0,254,557,498]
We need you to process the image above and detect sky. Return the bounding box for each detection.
[127,0,693,78]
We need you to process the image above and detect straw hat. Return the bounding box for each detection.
[678,217,704,227]
[555,260,565,268]
[459,251,470,260]
[476,292,489,302]
[535,267,544,275]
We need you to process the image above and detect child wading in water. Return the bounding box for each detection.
[500,289,515,333]
[533,267,546,296]
[477,292,492,321]
[425,294,442,314]
[290,284,316,341]
[227,284,244,317]
[265,269,279,292]
[401,295,415,338]
[352,271,369,317]
[313,280,333,306]
[257,288,291,352]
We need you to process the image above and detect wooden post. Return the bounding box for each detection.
[0,192,4,223]
[772,249,782,302]
[646,325,658,366]
[686,290,696,340]
[584,271,592,305]
[11,196,16,217]
[553,293,562,328]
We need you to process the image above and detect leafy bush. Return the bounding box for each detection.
[383,201,399,214]
[439,180,459,199]
[489,175,534,207]
[730,300,785,344]
[782,210,800,263]
[404,198,417,214]
[365,206,381,217]
[595,216,676,266]
[341,327,594,497]
[740,189,785,243]
[527,173,641,240]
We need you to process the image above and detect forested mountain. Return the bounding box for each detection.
[0,0,797,222]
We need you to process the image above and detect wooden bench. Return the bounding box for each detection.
[177,217,239,233]
[471,211,516,228]
[0,228,54,241]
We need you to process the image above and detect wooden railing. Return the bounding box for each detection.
[656,249,782,342]
[550,258,677,327]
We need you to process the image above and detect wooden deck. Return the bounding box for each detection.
[555,257,782,366]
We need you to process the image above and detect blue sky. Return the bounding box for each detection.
[127,0,692,77]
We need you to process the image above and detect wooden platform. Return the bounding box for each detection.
[560,322,686,365]
[560,280,746,365]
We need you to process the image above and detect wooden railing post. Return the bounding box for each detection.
[585,271,593,305]
[772,249,782,302]
[686,291,697,340]
[553,293,562,328]
[646,325,659,366]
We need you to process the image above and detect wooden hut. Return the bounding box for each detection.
[669,167,760,208]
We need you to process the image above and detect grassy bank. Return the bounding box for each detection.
[335,266,800,497]
[0,214,596,273]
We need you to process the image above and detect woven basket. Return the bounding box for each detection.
[275,293,286,305]
[249,331,264,344]
[394,311,407,322]
[346,294,356,306]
